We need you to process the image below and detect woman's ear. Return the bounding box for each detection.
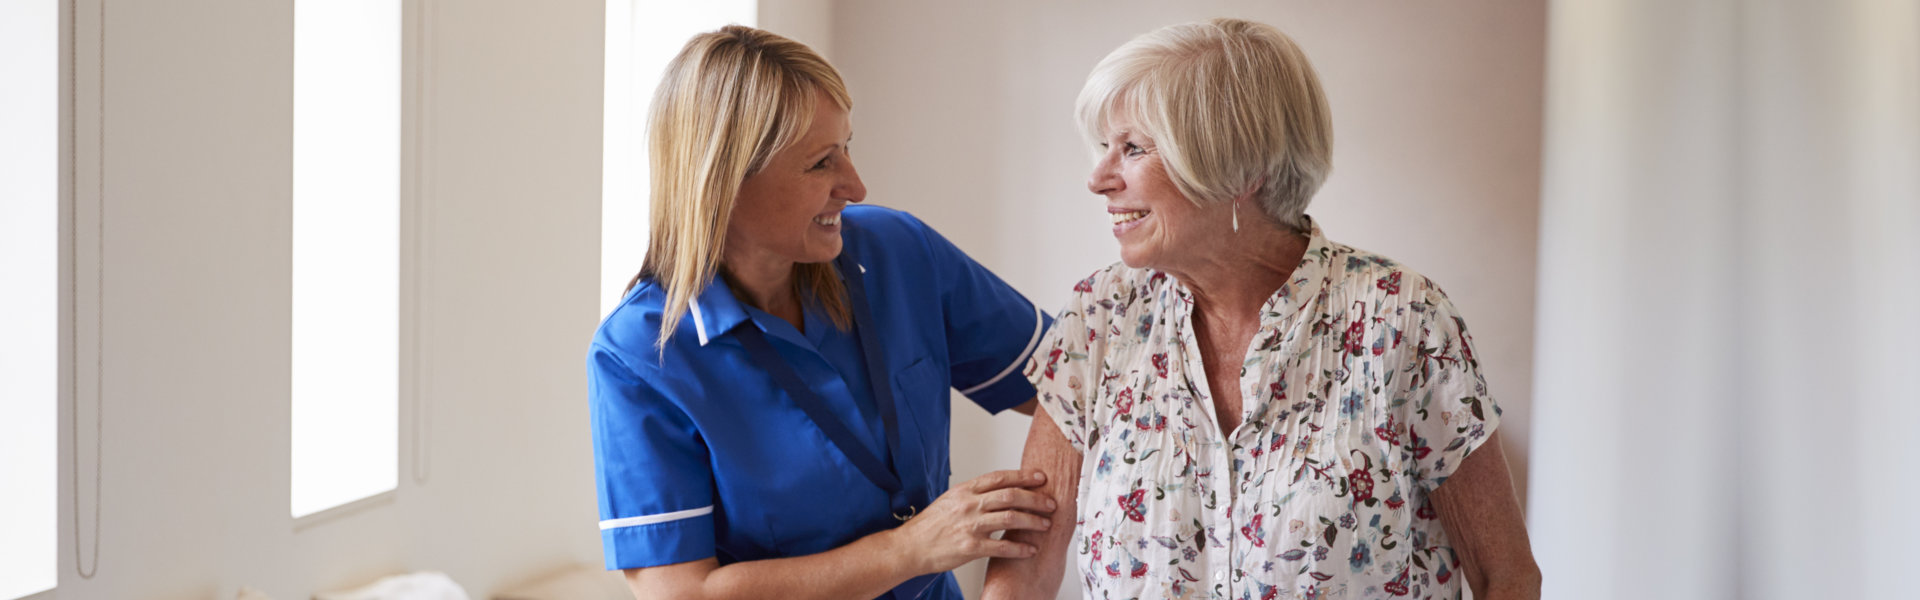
[1240,174,1268,203]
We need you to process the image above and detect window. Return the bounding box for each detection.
[600,0,757,314]
[0,0,59,596]
[291,0,401,518]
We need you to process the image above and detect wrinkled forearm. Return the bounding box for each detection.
[984,405,1081,600]
[1432,432,1540,600]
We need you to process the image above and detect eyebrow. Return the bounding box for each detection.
[808,135,854,157]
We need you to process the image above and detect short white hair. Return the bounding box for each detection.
[1076,18,1333,233]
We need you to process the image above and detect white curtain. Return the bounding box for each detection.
[1528,1,1920,599]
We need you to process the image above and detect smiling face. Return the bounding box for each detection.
[725,90,866,268]
[1087,117,1230,273]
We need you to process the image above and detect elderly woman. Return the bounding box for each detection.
[589,26,1058,600]
[984,19,1540,600]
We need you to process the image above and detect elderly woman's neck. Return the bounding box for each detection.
[1173,225,1310,326]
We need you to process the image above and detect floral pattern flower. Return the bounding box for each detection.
[1028,220,1499,599]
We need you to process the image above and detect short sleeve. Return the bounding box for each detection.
[1392,280,1501,491]
[588,344,716,570]
[913,217,1054,414]
[1023,273,1102,453]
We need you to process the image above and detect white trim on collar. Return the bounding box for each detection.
[691,300,710,346]
[958,303,1045,396]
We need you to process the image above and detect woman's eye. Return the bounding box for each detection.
[811,157,832,171]
[1124,142,1146,157]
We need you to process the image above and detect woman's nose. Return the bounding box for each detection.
[841,159,867,204]
[1087,152,1122,196]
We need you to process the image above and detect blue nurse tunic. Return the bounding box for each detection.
[587,205,1052,600]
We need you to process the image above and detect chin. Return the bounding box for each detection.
[1117,245,1155,270]
[803,241,844,264]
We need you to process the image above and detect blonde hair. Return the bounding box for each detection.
[1075,18,1333,233]
[628,25,852,348]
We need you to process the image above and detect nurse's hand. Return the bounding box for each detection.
[892,469,1056,574]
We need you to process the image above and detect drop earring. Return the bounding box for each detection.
[1232,202,1240,232]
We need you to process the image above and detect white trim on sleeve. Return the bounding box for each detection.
[599,505,715,530]
[957,303,1046,396]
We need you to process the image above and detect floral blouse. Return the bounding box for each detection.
[1025,220,1500,600]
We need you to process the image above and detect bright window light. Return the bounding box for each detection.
[292,0,400,518]
[0,0,58,596]
[601,0,757,314]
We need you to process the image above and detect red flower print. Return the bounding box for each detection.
[1271,433,1287,453]
[1383,569,1411,596]
[1436,562,1453,584]
[1090,530,1103,561]
[1455,317,1477,364]
[1044,348,1064,380]
[1132,414,1166,432]
[1416,498,1438,520]
[1074,276,1095,293]
[1151,352,1169,378]
[1269,380,1288,401]
[1348,468,1375,502]
[1240,514,1267,548]
[1114,387,1134,416]
[1117,489,1147,522]
[1374,414,1400,445]
[1407,427,1433,460]
[1342,302,1368,355]
[1377,271,1402,295]
[1128,556,1148,578]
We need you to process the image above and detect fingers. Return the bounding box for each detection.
[974,509,1052,534]
[977,488,1056,515]
[969,468,1047,494]
[973,538,1039,560]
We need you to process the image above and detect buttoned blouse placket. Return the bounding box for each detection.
[1169,283,1239,598]
[1170,243,1330,600]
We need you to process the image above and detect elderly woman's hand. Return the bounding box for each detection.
[890,469,1055,574]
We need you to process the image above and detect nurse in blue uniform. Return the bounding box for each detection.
[588,26,1057,600]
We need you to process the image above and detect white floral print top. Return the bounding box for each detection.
[1025,220,1500,600]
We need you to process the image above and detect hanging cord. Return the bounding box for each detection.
[72,0,105,580]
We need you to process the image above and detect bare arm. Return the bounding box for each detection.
[982,404,1082,600]
[624,469,1056,600]
[1430,431,1541,599]
[623,534,907,600]
[624,531,913,600]
[1008,397,1037,417]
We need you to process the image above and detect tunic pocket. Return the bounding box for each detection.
[891,356,950,472]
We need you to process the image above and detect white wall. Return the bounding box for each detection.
[55,1,604,598]
[824,1,1545,596]
[1527,1,1920,598]
[0,0,61,597]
